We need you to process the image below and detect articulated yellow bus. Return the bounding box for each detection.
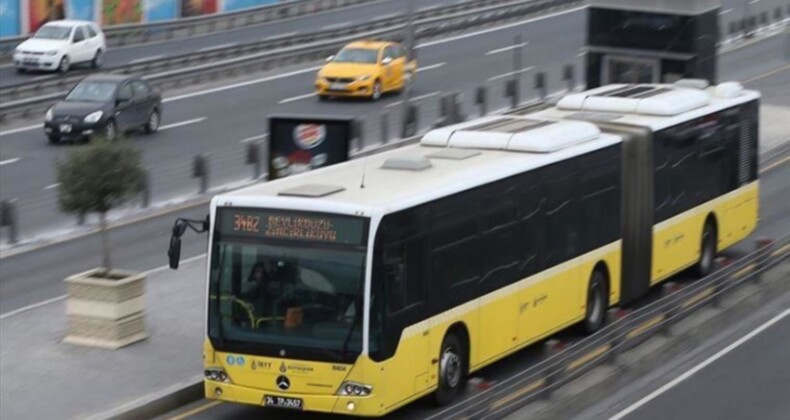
[168,81,759,416]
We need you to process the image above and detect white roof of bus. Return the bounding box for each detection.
[533,81,760,131]
[216,120,621,216]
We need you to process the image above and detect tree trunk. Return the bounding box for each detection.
[100,212,112,272]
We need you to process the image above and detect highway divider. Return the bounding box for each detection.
[0,0,378,59]
[427,233,789,420]
[0,0,583,121]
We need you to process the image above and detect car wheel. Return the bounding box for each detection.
[144,109,160,134]
[58,56,70,73]
[104,119,117,141]
[433,332,467,406]
[317,95,329,102]
[371,80,382,101]
[91,49,103,69]
[48,135,60,145]
[403,72,414,94]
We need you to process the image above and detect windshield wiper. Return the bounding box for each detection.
[212,244,228,345]
[340,280,365,359]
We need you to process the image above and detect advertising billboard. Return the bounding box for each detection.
[181,0,217,17]
[223,0,275,13]
[146,0,178,21]
[103,0,142,25]
[0,0,20,36]
[268,115,354,180]
[29,0,65,32]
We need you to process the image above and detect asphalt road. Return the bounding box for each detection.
[0,5,590,241]
[570,290,790,420]
[614,309,790,420]
[0,0,461,87]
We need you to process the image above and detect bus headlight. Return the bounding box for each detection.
[338,381,372,396]
[204,368,231,383]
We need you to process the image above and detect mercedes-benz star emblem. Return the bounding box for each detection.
[276,375,290,391]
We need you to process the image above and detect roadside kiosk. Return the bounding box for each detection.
[586,0,720,88]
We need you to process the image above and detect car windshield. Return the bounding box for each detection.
[333,48,379,64]
[207,209,368,360]
[34,25,72,40]
[65,81,117,102]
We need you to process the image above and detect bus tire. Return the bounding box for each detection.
[434,332,466,406]
[582,269,608,334]
[695,220,717,277]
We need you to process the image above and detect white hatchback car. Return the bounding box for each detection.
[13,20,106,74]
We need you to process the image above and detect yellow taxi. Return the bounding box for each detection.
[315,40,417,100]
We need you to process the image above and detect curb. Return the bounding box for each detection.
[86,377,203,420]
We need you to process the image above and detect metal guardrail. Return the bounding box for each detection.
[0,0,377,58]
[428,234,789,420]
[0,0,583,122]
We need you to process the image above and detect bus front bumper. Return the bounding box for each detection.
[205,380,379,416]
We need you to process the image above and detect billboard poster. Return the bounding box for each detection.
[103,0,142,25]
[268,115,353,180]
[147,0,178,21]
[223,0,275,13]
[180,0,217,17]
[66,0,94,21]
[28,0,65,33]
[0,0,20,37]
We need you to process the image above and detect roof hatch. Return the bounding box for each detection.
[381,155,432,171]
[557,84,711,116]
[278,184,345,197]
[421,116,600,153]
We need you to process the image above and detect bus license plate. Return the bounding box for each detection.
[263,395,303,410]
[59,124,72,133]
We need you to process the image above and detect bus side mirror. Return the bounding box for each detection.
[168,219,188,269]
[168,235,182,269]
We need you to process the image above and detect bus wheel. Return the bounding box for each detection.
[695,221,717,277]
[582,270,608,334]
[434,332,466,406]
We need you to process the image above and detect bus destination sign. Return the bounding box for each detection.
[220,209,364,245]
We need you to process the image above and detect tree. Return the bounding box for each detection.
[57,137,144,272]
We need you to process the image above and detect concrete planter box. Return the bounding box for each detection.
[63,268,148,349]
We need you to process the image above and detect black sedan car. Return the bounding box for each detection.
[44,74,162,144]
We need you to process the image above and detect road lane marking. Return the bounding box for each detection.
[772,244,790,257]
[626,315,666,340]
[609,308,790,420]
[159,117,207,131]
[279,92,317,104]
[384,91,442,109]
[680,287,715,309]
[731,263,756,280]
[486,42,528,56]
[487,66,535,82]
[264,31,298,40]
[129,54,165,64]
[719,8,734,15]
[240,134,268,143]
[165,400,223,420]
[44,183,60,190]
[743,64,790,84]
[0,254,206,320]
[0,125,42,136]
[417,62,446,72]
[163,66,322,103]
[198,43,237,52]
[322,21,352,30]
[417,6,586,48]
[378,12,401,20]
[490,378,546,410]
[0,158,21,166]
[566,344,611,372]
[761,154,790,173]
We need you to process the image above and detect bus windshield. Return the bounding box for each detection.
[207,209,367,360]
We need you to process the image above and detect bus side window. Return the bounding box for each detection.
[384,240,424,314]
